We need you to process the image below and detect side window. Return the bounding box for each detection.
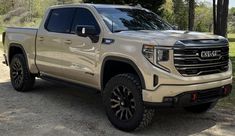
[46,8,76,33]
[71,8,100,34]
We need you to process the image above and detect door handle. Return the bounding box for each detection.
[64,40,72,45]
[38,37,44,41]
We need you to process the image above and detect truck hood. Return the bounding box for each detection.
[114,30,225,46]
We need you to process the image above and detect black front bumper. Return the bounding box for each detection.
[145,84,232,108]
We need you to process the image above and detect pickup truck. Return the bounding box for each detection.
[2,4,233,131]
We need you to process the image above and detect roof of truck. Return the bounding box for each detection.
[50,3,142,9]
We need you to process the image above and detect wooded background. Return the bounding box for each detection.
[0,0,234,36]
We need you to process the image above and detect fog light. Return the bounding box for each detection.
[223,85,232,95]
[191,93,198,102]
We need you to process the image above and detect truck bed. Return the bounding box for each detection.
[4,27,39,73]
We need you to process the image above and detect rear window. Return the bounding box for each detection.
[45,8,76,33]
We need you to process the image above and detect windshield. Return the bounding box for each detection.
[96,7,173,32]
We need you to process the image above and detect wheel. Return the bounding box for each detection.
[184,101,217,114]
[103,73,155,132]
[10,54,35,92]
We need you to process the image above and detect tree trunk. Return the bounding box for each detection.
[214,0,229,37]
[188,0,195,31]
[221,0,229,37]
[216,0,222,35]
[213,0,217,34]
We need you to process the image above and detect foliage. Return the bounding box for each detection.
[230,7,235,16]
[194,3,213,32]
[162,0,174,24]
[218,33,235,108]
[83,0,166,15]
[228,8,235,33]
[172,0,188,30]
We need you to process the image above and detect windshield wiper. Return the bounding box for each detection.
[113,29,144,33]
[113,29,131,33]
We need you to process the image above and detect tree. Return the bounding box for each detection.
[162,0,174,24]
[83,0,166,16]
[172,0,188,30]
[231,7,235,16]
[213,0,229,37]
[188,0,195,31]
[57,0,73,4]
[195,3,213,32]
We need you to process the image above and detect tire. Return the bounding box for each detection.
[10,54,35,92]
[184,101,217,114]
[103,73,155,132]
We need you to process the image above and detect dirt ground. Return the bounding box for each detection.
[0,51,235,136]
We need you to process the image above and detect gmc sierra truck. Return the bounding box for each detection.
[2,4,233,131]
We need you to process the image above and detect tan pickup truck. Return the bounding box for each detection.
[2,4,233,131]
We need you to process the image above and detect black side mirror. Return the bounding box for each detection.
[75,25,100,43]
[75,25,97,37]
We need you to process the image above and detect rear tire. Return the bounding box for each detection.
[10,54,35,92]
[184,101,217,114]
[103,73,155,132]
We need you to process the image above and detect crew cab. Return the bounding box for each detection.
[2,4,233,131]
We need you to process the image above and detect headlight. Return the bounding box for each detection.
[142,44,169,63]
[157,49,169,62]
[142,44,155,64]
[142,44,170,72]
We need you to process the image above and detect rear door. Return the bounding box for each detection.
[36,8,76,77]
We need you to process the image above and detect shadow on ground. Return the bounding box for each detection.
[0,79,224,136]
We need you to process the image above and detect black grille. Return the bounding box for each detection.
[174,44,229,76]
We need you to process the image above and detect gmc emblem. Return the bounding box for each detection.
[200,50,221,58]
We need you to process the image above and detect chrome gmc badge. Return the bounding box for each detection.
[200,50,221,58]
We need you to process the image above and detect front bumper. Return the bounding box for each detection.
[144,84,232,107]
[143,76,233,103]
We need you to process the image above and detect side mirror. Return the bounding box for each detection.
[75,25,97,37]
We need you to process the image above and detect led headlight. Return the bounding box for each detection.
[142,44,170,72]
[142,44,169,63]
[157,49,169,62]
[142,44,155,64]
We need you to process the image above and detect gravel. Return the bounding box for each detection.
[0,50,235,136]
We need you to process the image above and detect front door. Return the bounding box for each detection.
[60,7,102,88]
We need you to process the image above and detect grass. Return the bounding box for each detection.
[218,33,235,108]
[0,26,5,34]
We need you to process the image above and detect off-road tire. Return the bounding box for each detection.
[184,101,217,114]
[103,73,155,132]
[10,54,35,92]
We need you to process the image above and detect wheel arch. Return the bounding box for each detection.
[101,56,146,90]
[8,43,29,68]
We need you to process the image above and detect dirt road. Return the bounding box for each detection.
[0,50,235,136]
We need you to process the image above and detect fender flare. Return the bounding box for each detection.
[8,43,29,69]
[101,56,146,90]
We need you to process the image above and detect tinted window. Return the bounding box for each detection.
[46,8,76,33]
[96,8,172,32]
[71,8,100,34]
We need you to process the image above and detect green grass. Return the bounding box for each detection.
[0,26,5,34]
[218,33,235,108]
